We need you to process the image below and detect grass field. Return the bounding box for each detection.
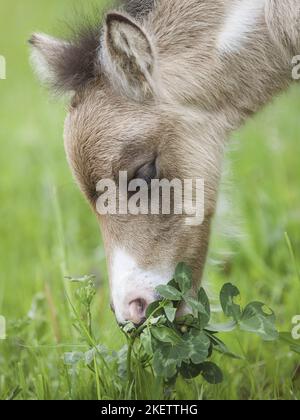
[0,0,300,400]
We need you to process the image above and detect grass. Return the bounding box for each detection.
[0,0,300,400]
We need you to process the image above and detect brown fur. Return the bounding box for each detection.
[30,0,300,297]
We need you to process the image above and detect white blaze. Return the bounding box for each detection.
[110,248,173,324]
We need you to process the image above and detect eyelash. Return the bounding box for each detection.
[96,160,158,200]
[134,160,158,185]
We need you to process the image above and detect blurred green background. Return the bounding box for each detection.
[0,0,117,333]
[0,0,299,400]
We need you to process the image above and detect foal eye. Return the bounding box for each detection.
[134,160,158,185]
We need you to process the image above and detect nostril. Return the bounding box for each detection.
[129,298,148,325]
[130,298,146,315]
[136,299,146,314]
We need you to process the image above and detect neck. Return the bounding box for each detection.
[148,0,298,129]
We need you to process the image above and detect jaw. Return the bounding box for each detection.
[98,212,213,324]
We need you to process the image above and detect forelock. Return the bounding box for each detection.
[42,0,156,93]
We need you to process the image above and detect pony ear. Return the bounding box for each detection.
[101,12,158,102]
[29,31,99,93]
[29,33,72,92]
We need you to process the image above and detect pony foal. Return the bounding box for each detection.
[30,0,300,324]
